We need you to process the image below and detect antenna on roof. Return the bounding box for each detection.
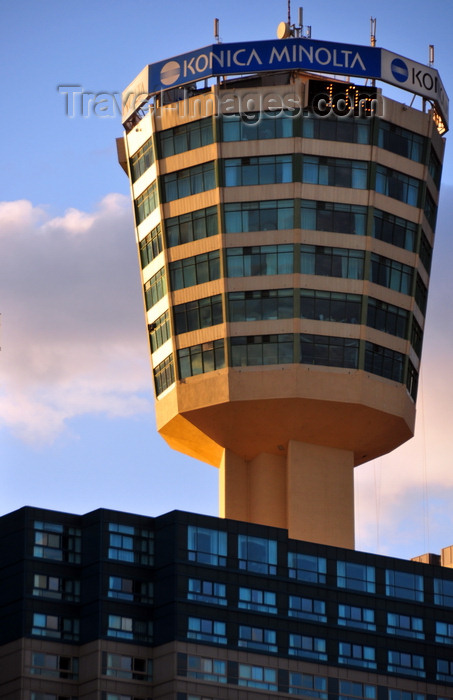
[214,18,220,43]
[277,4,305,39]
[370,17,377,47]
[429,44,435,66]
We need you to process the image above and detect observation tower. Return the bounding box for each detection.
[117,21,447,548]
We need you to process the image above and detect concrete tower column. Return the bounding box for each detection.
[220,441,354,548]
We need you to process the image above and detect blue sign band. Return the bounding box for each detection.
[148,38,381,93]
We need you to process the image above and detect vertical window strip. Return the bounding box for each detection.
[130,138,154,182]
[149,310,170,352]
[154,354,175,396]
[144,268,167,309]
[135,181,159,224]
[139,223,163,268]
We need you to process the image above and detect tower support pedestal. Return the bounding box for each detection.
[220,441,354,548]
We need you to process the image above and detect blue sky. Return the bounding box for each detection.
[1,0,453,560]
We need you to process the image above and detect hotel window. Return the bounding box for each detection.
[174,294,223,334]
[301,245,364,279]
[135,181,158,224]
[239,625,277,652]
[224,155,293,186]
[154,354,175,396]
[228,289,293,322]
[102,695,142,700]
[187,617,226,644]
[107,614,152,642]
[222,110,294,141]
[108,576,153,603]
[169,250,220,290]
[301,200,367,235]
[108,523,153,565]
[31,694,77,700]
[435,621,453,644]
[238,534,277,574]
[337,561,375,593]
[149,310,170,352]
[29,652,78,679]
[130,138,154,182]
[419,230,433,273]
[188,578,227,605]
[300,334,359,369]
[434,578,453,607]
[32,613,79,641]
[102,652,152,680]
[227,244,293,277]
[385,569,424,601]
[339,642,376,669]
[302,155,368,189]
[187,525,227,565]
[415,273,428,316]
[33,521,81,563]
[437,658,453,682]
[370,254,413,295]
[144,267,166,310]
[301,290,362,324]
[338,604,375,631]
[178,339,225,379]
[377,121,425,162]
[387,612,423,639]
[338,680,376,700]
[289,634,327,661]
[239,587,277,613]
[165,206,218,247]
[224,199,294,233]
[388,692,425,700]
[158,117,213,157]
[388,651,424,678]
[288,671,328,698]
[238,663,277,690]
[372,209,417,251]
[289,595,327,622]
[364,342,404,383]
[139,223,163,268]
[375,165,420,206]
[366,298,409,339]
[288,552,326,583]
[187,655,227,683]
[163,161,216,202]
[302,112,371,144]
[32,574,80,602]
[230,334,294,367]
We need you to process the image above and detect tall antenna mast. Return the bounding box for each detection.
[288,0,291,25]
[429,44,435,66]
[370,17,377,47]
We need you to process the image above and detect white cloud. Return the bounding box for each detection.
[0,194,152,445]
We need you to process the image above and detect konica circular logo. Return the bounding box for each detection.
[160,60,181,86]
[391,58,409,83]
